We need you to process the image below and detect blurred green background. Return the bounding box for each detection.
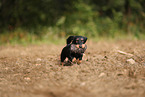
[0,0,145,45]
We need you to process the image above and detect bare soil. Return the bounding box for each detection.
[0,40,145,97]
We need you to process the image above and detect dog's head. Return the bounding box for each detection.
[67,36,87,48]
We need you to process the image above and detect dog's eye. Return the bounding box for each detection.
[81,40,84,43]
[76,40,79,43]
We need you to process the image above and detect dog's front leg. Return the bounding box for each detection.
[77,54,83,65]
[72,57,76,63]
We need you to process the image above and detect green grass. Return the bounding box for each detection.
[0,29,144,46]
[0,22,145,46]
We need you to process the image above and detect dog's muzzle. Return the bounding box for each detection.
[71,44,87,53]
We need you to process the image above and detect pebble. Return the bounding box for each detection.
[36,58,42,61]
[98,73,106,78]
[35,64,41,66]
[126,58,135,64]
[80,82,86,86]
[24,77,31,81]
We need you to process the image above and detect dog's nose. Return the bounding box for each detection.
[79,45,82,48]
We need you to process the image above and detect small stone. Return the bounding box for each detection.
[99,73,106,78]
[80,82,86,86]
[126,58,135,64]
[36,58,42,61]
[24,77,31,81]
[35,64,41,66]
[83,54,88,61]
[123,69,129,76]
[4,67,9,70]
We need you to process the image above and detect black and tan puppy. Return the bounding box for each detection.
[61,36,87,66]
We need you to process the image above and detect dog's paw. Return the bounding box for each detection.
[72,58,77,63]
[77,60,82,65]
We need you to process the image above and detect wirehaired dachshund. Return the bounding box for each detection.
[60,36,87,66]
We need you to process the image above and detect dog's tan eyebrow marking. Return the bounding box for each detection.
[76,38,79,40]
[81,38,84,40]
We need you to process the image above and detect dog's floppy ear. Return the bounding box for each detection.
[83,37,87,43]
[67,36,75,44]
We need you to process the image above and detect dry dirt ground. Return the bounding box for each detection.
[0,40,145,97]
